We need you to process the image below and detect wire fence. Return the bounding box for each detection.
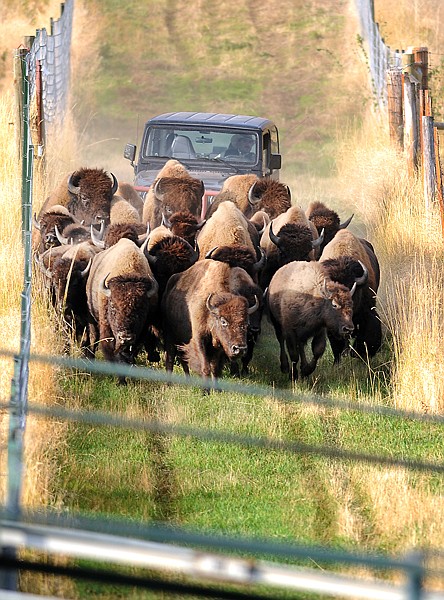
[1,0,444,597]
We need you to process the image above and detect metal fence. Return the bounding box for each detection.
[1,0,444,597]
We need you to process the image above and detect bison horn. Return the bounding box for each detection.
[161,213,172,229]
[206,293,219,314]
[99,273,112,297]
[247,294,260,315]
[33,213,41,230]
[268,221,281,247]
[67,172,80,195]
[80,258,92,278]
[90,224,105,249]
[311,227,325,249]
[55,224,70,245]
[97,219,106,240]
[339,213,354,229]
[258,215,268,236]
[153,178,164,201]
[350,281,357,297]
[247,181,261,205]
[196,218,206,231]
[107,172,119,195]
[205,246,218,260]
[253,247,266,272]
[285,185,291,201]
[355,260,368,286]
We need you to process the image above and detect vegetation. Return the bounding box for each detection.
[1,0,444,598]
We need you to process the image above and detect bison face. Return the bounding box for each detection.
[206,293,259,359]
[67,168,118,226]
[153,177,204,220]
[322,281,355,338]
[103,276,158,355]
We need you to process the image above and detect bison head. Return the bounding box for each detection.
[269,222,323,264]
[153,176,204,219]
[206,292,259,359]
[321,279,355,339]
[67,168,118,226]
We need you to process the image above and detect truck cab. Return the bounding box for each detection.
[124,112,282,198]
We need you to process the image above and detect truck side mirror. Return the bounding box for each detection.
[124,143,137,164]
[269,153,282,170]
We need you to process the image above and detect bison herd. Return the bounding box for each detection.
[33,160,382,384]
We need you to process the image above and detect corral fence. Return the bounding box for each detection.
[1,0,444,598]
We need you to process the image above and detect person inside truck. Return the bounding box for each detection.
[224,134,255,160]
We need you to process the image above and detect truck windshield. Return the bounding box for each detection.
[143,127,258,165]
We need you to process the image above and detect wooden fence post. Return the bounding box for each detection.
[13,48,28,162]
[387,69,403,148]
[422,115,436,214]
[403,73,419,174]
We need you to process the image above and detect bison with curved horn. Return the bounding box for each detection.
[86,238,159,382]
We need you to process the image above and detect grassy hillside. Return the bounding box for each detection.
[73,0,370,183]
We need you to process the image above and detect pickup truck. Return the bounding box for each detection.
[124,112,282,203]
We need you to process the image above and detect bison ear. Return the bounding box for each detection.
[321,278,333,300]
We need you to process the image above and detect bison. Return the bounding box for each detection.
[266,261,356,380]
[142,160,205,228]
[206,175,292,220]
[259,205,323,290]
[319,229,382,361]
[306,200,354,253]
[45,242,100,353]
[37,167,118,227]
[33,205,78,254]
[161,260,259,381]
[86,238,159,381]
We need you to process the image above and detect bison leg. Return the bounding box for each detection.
[353,310,382,359]
[285,336,300,381]
[327,332,347,364]
[269,313,289,374]
[300,330,326,377]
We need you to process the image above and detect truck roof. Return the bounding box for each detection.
[146,112,276,132]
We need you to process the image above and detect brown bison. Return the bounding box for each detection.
[319,229,381,361]
[306,200,354,252]
[44,242,100,352]
[161,260,259,380]
[142,160,204,228]
[266,261,356,380]
[162,210,206,247]
[259,206,323,290]
[86,238,159,381]
[37,168,118,227]
[206,175,292,220]
[33,205,77,254]
[196,201,259,264]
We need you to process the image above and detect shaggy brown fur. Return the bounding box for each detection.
[117,182,144,218]
[197,201,257,260]
[306,200,353,251]
[104,223,140,248]
[147,235,199,297]
[168,210,205,246]
[34,205,77,253]
[37,168,118,228]
[142,169,204,228]
[205,245,260,281]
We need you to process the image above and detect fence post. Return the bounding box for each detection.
[422,115,436,215]
[403,73,419,174]
[13,48,28,162]
[387,68,403,148]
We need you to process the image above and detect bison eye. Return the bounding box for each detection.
[164,205,172,215]
[220,317,228,327]
[331,300,340,309]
